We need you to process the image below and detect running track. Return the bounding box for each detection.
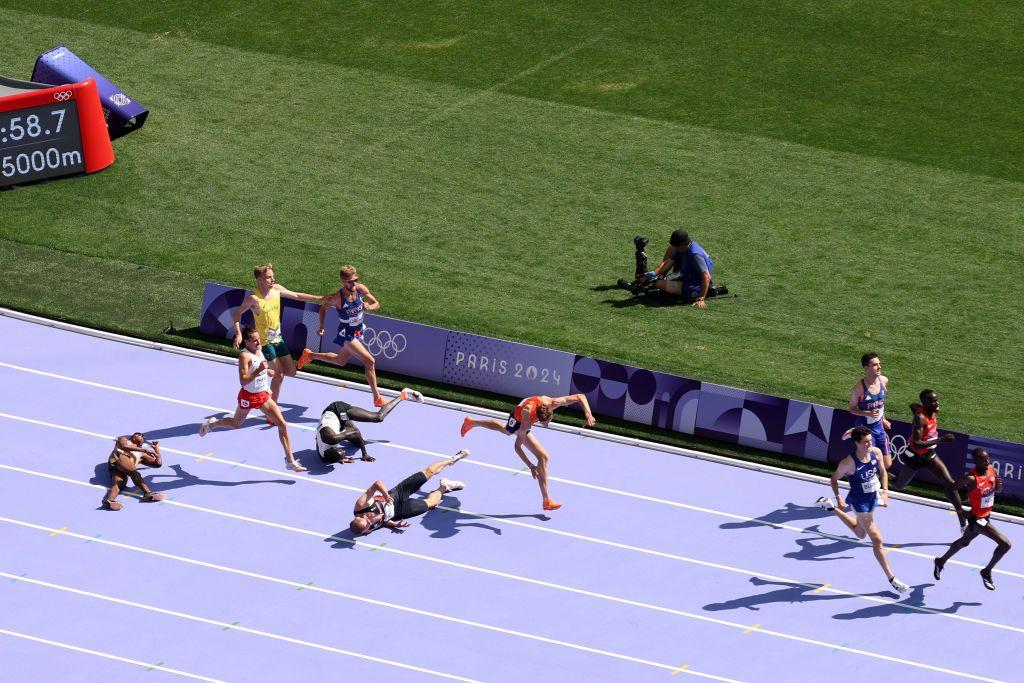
[2,310,1022,682]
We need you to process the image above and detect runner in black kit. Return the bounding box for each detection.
[316,389,423,463]
[349,451,470,535]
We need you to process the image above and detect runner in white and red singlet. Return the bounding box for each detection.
[933,448,1012,590]
[199,326,307,472]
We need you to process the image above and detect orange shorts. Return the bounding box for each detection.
[237,389,270,410]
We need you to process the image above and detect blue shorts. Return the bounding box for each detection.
[333,325,364,346]
[847,493,878,514]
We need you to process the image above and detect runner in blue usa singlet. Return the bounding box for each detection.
[846,448,882,513]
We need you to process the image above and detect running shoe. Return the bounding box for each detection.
[141,492,166,503]
[888,576,910,594]
[102,499,123,511]
[933,558,944,581]
[981,571,995,591]
[460,417,474,437]
[543,499,563,511]
[449,449,470,465]
[286,459,308,473]
[439,478,465,493]
[400,388,424,403]
[815,496,836,511]
[297,348,313,371]
[199,417,212,437]
[374,396,386,408]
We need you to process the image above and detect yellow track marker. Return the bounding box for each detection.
[743,623,760,634]
[812,583,829,593]
[195,453,213,463]
[671,664,690,675]
[49,526,67,537]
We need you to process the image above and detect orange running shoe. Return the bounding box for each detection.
[374,396,386,408]
[297,348,313,371]
[460,416,474,437]
[543,499,562,511]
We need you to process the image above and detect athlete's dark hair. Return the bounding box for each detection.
[861,352,879,367]
[131,432,144,440]
[919,389,937,403]
[321,447,344,465]
[850,425,872,443]
[669,229,691,248]
[241,325,259,342]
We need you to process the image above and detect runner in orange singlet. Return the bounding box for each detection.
[933,449,1012,590]
[460,394,596,511]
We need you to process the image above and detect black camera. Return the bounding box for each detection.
[617,235,653,295]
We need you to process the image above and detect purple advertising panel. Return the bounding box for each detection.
[199,282,251,338]
[782,400,834,463]
[443,332,573,397]
[966,435,1024,502]
[570,356,701,433]
[319,311,449,383]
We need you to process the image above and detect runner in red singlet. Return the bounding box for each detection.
[892,389,967,531]
[933,449,1012,590]
[460,394,596,511]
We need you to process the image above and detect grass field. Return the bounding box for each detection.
[2,2,1022,443]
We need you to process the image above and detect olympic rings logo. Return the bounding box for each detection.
[362,327,407,360]
[53,91,73,101]
[890,435,912,465]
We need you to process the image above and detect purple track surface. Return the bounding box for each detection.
[2,313,1023,682]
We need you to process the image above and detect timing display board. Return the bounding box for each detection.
[1,100,85,184]
[0,78,113,187]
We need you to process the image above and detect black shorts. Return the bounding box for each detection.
[389,471,429,521]
[903,451,937,470]
[504,411,526,434]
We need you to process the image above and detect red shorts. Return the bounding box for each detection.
[237,389,270,410]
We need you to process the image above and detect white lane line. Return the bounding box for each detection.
[0,571,479,682]
[0,468,1011,682]
[0,516,737,682]
[0,627,226,682]
[2,411,1024,618]
[1,388,1018,582]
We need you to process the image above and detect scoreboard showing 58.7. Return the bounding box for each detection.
[1,100,86,186]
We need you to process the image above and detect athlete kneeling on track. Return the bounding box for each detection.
[349,450,469,535]
[316,389,423,464]
[103,433,166,510]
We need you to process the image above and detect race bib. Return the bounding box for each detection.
[861,476,880,494]
[265,326,282,342]
[981,493,994,508]
[240,398,250,408]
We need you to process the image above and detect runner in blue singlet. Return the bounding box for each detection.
[298,265,387,406]
[849,352,892,467]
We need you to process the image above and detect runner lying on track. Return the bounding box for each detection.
[349,450,469,535]
[103,432,166,510]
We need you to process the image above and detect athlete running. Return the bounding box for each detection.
[460,394,596,511]
[316,389,424,464]
[349,451,470,535]
[816,425,909,595]
[103,433,166,510]
[298,265,386,406]
[849,352,892,467]
[231,263,322,404]
[934,448,1012,590]
[199,326,307,472]
[892,389,967,531]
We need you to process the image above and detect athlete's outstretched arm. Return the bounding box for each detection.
[274,283,322,304]
[231,294,258,348]
[549,394,597,427]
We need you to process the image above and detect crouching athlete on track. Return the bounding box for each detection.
[349,450,470,535]
[103,433,166,510]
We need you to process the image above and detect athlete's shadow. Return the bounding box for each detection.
[704,576,892,612]
[420,497,503,538]
[720,503,832,531]
[784,528,859,562]
[135,423,205,440]
[295,446,374,477]
[832,583,981,620]
[324,529,359,551]
[146,464,296,493]
[261,402,319,426]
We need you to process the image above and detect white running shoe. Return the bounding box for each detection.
[401,388,424,403]
[889,576,910,594]
[815,496,835,511]
[199,418,212,437]
[439,478,465,493]
[286,459,308,473]
[449,449,470,465]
